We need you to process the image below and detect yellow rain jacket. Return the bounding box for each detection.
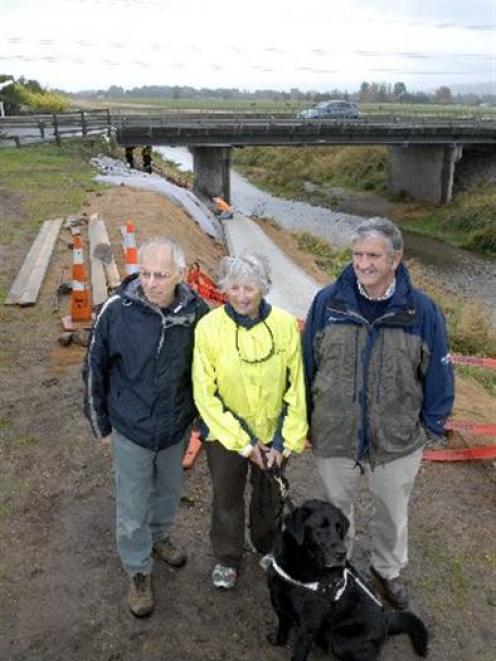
[193,304,308,457]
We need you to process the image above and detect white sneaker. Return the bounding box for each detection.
[259,553,274,573]
[212,563,237,589]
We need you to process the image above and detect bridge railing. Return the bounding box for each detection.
[0,109,112,146]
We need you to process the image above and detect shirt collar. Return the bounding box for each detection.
[357,277,396,302]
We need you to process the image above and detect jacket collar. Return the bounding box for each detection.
[330,262,416,320]
[224,299,272,329]
[119,275,196,316]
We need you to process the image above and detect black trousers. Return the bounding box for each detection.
[205,440,282,568]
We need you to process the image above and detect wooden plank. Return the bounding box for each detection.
[5,218,63,305]
[88,215,110,306]
[88,215,121,306]
[91,214,121,289]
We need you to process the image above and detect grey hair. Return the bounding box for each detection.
[138,236,186,271]
[218,253,272,295]
[350,217,403,257]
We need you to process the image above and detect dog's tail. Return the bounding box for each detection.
[385,611,428,657]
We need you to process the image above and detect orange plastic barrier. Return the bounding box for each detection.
[423,446,496,462]
[183,430,202,469]
[450,354,496,370]
[444,419,496,436]
[187,263,227,305]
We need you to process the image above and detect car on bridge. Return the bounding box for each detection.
[298,100,359,119]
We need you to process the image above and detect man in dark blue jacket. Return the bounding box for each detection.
[303,218,454,609]
[84,236,208,617]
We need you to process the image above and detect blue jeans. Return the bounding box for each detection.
[112,429,186,576]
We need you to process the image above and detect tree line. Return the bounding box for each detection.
[79,82,492,106]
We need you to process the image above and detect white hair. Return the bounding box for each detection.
[138,236,186,271]
[218,253,272,295]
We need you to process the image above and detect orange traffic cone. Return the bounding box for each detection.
[123,221,138,275]
[71,235,92,321]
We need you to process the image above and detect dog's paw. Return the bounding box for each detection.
[267,629,288,647]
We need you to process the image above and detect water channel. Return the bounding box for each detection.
[155,146,496,324]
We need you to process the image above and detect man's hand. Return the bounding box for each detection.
[100,433,112,447]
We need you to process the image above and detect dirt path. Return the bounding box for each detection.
[1,185,495,661]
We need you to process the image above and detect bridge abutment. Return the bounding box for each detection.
[388,144,462,204]
[191,146,232,203]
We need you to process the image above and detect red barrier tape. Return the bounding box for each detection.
[423,446,496,462]
[445,419,496,436]
[450,354,496,370]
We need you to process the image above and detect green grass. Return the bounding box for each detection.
[0,137,118,245]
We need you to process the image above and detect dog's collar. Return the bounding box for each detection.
[271,558,348,601]
[271,558,382,607]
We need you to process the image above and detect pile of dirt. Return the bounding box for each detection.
[0,184,495,661]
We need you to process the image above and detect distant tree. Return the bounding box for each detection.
[393,82,407,100]
[435,86,452,104]
[108,85,124,97]
[359,81,370,101]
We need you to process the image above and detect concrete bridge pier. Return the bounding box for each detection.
[191,146,232,203]
[388,144,462,204]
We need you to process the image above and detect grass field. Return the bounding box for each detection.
[0,137,118,249]
[71,95,496,119]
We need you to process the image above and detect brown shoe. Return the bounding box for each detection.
[154,538,187,568]
[370,566,409,610]
[128,573,154,617]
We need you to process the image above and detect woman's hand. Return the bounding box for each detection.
[248,443,266,470]
[264,447,283,469]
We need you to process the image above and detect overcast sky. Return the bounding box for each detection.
[1,0,495,93]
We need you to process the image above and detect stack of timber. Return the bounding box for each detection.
[5,218,64,306]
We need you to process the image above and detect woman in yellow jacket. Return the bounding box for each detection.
[193,253,308,589]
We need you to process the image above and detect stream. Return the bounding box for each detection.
[155,146,496,324]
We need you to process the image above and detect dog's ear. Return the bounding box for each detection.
[284,507,308,546]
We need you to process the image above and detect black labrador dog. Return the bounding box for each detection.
[267,499,428,661]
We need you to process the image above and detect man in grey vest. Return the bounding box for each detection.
[303,218,454,609]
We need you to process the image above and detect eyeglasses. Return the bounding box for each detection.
[235,320,275,364]
[139,269,175,282]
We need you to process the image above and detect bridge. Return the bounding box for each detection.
[2,110,496,204]
[113,112,496,205]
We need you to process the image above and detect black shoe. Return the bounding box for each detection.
[370,566,409,610]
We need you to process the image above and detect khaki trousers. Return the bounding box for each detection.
[316,449,422,579]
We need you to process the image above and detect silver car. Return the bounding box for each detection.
[298,100,359,119]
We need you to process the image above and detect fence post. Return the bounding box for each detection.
[80,110,87,137]
[106,108,112,138]
[38,121,45,139]
[53,113,61,146]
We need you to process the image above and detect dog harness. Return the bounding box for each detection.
[271,558,382,607]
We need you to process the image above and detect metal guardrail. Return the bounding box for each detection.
[2,109,496,147]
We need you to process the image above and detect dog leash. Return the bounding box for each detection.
[261,452,296,515]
